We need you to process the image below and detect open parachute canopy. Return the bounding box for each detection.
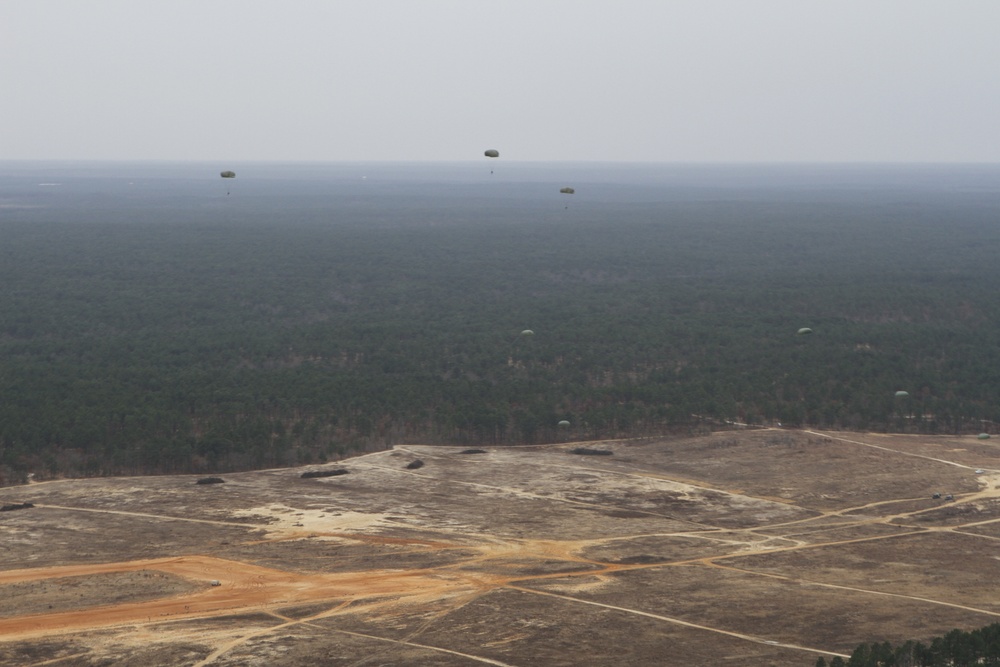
[558,420,571,427]
[220,171,236,178]
[520,329,535,336]
[559,187,575,194]
[797,327,813,335]
[895,390,910,398]
[484,149,499,158]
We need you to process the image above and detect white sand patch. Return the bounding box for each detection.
[536,575,614,595]
[230,504,391,538]
[976,472,1000,490]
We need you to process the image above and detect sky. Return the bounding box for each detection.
[2,1,999,163]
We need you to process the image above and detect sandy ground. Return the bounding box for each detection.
[2,429,1000,666]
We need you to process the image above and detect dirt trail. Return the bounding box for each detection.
[706,561,1000,619]
[507,585,849,660]
[34,504,260,529]
[332,628,520,667]
[365,461,708,526]
[0,555,485,642]
[0,534,611,644]
[6,431,1000,663]
[803,430,993,472]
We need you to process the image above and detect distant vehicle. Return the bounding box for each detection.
[978,433,991,440]
[210,580,221,586]
[933,492,941,499]
[945,494,954,500]
[559,187,575,194]
[976,469,985,474]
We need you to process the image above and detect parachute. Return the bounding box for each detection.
[979,433,991,440]
[558,420,571,427]
[797,327,813,335]
[484,150,500,174]
[895,391,909,398]
[559,187,575,194]
[520,329,534,336]
[220,170,236,195]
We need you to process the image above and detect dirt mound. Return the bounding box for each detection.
[570,447,613,456]
[0,502,33,512]
[300,469,349,479]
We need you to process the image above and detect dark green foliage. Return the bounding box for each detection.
[300,469,348,478]
[0,502,34,512]
[3,163,1000,482]
[821,622,1000,666]
[569,448,613,456]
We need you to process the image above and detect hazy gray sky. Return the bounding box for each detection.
[3,1,998,162]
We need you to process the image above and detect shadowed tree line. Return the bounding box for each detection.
[815,623,1000,666]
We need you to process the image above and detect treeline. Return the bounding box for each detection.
[815,623,1000,666]
[3,168,1000,483]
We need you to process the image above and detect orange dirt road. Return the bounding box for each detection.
[0,555,489,642]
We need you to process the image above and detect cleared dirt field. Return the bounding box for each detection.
[1,428,1000,665]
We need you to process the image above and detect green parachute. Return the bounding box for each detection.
[220,170,236,195]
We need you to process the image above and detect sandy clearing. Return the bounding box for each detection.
[229,505,393,538]
[7,430,1000,664]
[0,555,487,642]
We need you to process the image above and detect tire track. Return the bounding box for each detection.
[506,585,849,660]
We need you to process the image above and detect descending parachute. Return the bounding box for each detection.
[484,150,499,175]
[895,391,910,398]
[220,170,236,195]
[558,420,571,427]
[559,187,575,194]
[520,329,535,336]
[797,327,813,335]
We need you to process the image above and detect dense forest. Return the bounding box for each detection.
[814,622,1000,666]
[2,162,1000,483]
